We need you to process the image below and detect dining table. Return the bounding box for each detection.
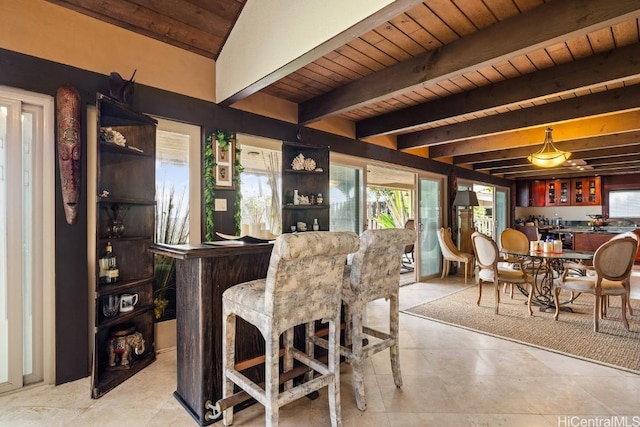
[500,247,594,311]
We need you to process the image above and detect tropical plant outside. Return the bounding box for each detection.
[369,187,412,228]
[154,183,189,320]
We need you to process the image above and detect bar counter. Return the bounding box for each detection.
[149,242,274,425]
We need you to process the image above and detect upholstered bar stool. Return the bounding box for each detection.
[221,231,359,427]
[310,228,415,411]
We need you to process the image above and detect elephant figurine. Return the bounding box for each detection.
[107,331,145,367]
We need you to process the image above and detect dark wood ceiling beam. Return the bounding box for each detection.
[356,43,640,138]
[502,163,640,180]
[468,133,640,169]
[440,111,640,161]
[299,0,640,124]
[46,0,225,58]
[219,0,425,106]
[402,84,640,154]
[485,150,640,175]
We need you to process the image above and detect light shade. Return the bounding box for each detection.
[452,190,479,207]
[527,127,571,168]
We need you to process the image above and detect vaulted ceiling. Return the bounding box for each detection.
[47,0,640,181]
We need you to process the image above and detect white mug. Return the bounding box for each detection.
[119,293,139,313]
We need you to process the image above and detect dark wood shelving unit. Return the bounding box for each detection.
[281,142,330,232]
[91,93,157,399]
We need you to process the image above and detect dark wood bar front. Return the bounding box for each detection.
[149,242,274,425]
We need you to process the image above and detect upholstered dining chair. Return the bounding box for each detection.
[553,232,638,332]
[436,227,474,284]
[471,231,534,315]
[221,231,359,427]
[309,228,415,411]
[499,228,539,298]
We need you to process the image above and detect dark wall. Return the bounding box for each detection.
[0,48,512,384]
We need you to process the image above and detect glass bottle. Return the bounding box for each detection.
[100,242,119,283]
[313,218,319,231]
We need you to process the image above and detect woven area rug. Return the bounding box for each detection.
[403,283,640,374]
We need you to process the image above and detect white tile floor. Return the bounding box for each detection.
[2,275,640,426]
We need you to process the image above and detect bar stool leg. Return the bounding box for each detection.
[222,311,236,426]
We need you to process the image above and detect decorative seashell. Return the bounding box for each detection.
[303,158,316,171]
[291,153,305,170]
[100,127,126,146]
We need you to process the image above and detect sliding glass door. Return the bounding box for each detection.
[416,173,444,280]
[0,88,54,394]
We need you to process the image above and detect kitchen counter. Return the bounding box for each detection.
[559,227,639,234]
[569,229,640,262]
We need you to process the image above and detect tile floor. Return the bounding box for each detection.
[1,275,640,426]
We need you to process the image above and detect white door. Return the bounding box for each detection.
[0,88,54,393]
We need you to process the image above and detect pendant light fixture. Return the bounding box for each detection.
[527,127,571,168]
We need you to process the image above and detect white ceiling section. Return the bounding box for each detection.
[216,0,422,104]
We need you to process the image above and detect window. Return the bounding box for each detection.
[329,164,362,232]
[238,134,282,237]
[154,119,199,321]
[609,190,640,218]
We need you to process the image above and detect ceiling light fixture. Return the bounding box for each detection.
[527,127,571,168]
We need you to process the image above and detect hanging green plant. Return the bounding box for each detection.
[204,129,244,239]
[203,133,216,241]
[233,143,244,235]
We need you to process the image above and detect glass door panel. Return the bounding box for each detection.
[495,187,509,240]
[0,93,46,394]
[417,175,443,280]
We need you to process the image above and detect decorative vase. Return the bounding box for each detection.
[105,204,128,238]
[106,219,125,238]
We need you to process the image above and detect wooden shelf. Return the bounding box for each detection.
[282,142,330,232]
[92,93,157,399]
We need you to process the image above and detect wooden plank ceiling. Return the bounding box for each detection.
[48,0,640,181]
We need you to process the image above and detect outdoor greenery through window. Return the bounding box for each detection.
[367,187,412,229]
[154,128,190,321]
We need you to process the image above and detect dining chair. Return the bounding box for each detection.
[401,219,415,271]
[309,228,415,411]
[221,231,359,427]
[499,228,539,298]
[553,232,638,332]
[436,227,475,284]
[471,231,534,315]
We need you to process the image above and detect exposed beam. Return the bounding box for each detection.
[473,139,640,173]
[299,0,640,123]
[485,149,640,175]
[399,84,640,152]
[469,133,640,170]
[356,43,640,138]
[502,164,640,180]
[450,112,640,162]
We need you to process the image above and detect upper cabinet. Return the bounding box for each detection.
[515,180,546,207]
[571,177,601,206]
[517,177,601,207]
[545,179,571,207]
[281,142,329,232]
[91,94,157,398]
